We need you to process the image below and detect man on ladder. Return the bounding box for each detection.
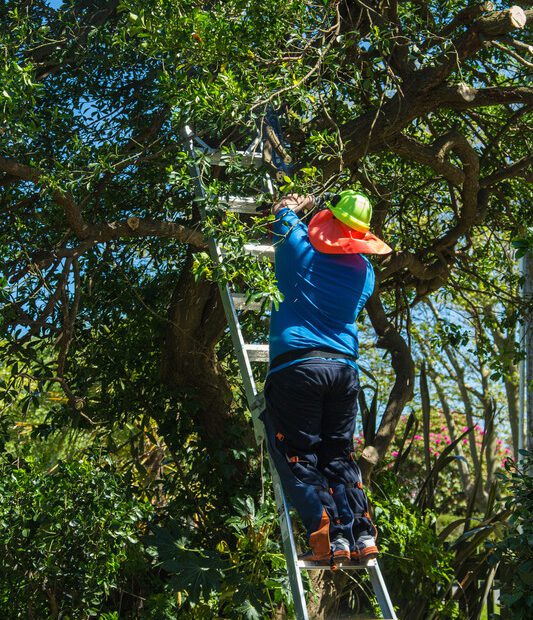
[262,190,392,568]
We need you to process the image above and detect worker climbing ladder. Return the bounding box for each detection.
[181,123,397,620]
